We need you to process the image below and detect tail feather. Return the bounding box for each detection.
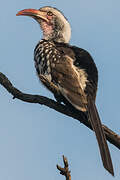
[88,97,114,176]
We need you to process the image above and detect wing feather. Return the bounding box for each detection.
[51,54,114,175]
[51,55,87,111]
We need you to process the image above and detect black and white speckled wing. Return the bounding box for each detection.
[34,40,52,81]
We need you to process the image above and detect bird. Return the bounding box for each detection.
[16,6,114,175]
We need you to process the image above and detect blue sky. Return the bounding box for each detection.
[0,0,120,180]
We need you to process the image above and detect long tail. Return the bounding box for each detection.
[87,97,114,176]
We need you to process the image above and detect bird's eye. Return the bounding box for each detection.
[47,11,53,16]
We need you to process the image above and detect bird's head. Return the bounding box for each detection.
[16,6,71,43]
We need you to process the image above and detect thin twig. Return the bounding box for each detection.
[57,156,71,180]
[0,72,120,149]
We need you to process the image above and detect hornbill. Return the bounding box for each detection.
[16,6,114,175]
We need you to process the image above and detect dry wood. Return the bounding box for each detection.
[0,72,120,150]
[57,156,71,180]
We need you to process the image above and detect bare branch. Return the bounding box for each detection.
[0,72,120,150]
[57,156,71,180]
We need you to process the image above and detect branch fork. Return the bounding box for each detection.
[57,156,71,180]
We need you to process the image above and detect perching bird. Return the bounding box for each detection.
[16,6,114,175]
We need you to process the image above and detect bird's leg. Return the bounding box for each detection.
[39,75,62,103]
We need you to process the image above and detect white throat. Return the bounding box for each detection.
[41,21,71,43]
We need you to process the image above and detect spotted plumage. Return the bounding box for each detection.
[17,6,114,176]
[34,40,62,81]
[34,39,98,103]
